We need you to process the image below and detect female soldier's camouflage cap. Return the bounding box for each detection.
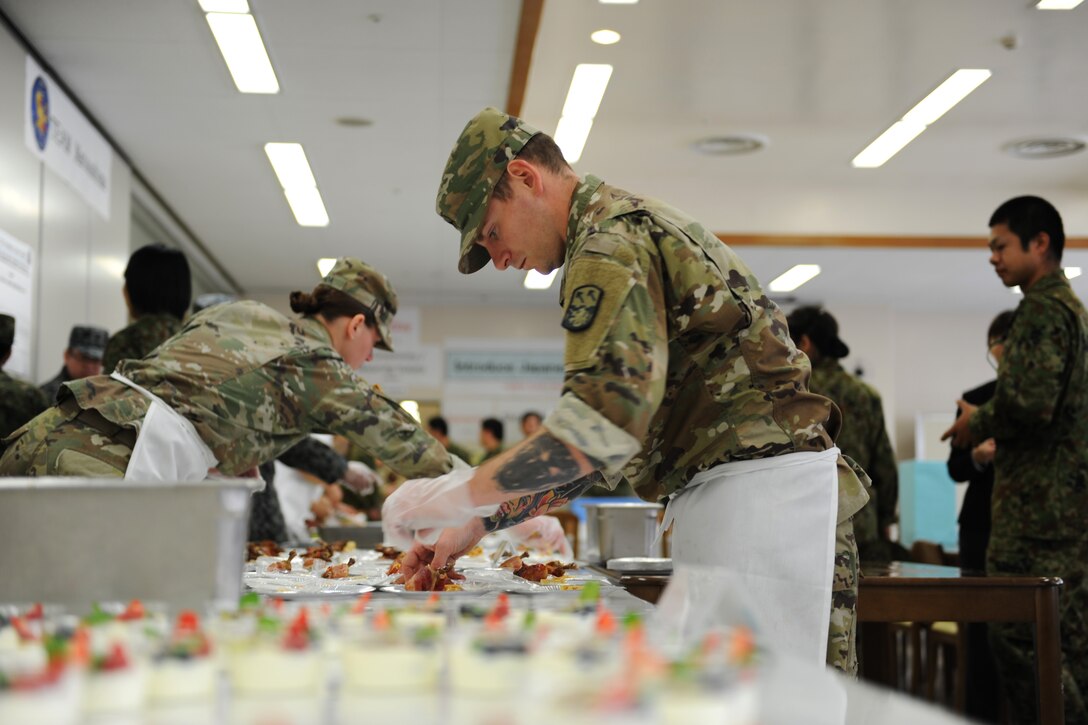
[320,257,398,352]
[435,107,541,274]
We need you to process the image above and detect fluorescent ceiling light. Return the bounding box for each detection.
[554,64,612,163]
[524,269,559,290]
[591,29,621,45]
[283,187,329,227]
[561,64,613,119]
[264,143,329,227]
[768,264,820,292]
[851,121,926,169]
[554,116,595,164]
[199,0,249,13]
[205,12,279,93]
[317,258,337,276]
[900,69,993,127]
[1065,267,1082,279]
[264,143,317,189]
[852,69,991,168]
[1036,0,1083,8]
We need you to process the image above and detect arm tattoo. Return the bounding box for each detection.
[493,433,601,493]
[481,472,605,533]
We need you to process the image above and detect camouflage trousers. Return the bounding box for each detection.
[827,517,859,675]
[987,535,1088,724]
[0,405,132,477]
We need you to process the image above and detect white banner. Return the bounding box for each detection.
[360,343,443,399]
[24,55,112,220]
[388,306,420,348]
[0,228,35,380]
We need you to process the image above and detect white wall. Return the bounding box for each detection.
[0,22,130,385]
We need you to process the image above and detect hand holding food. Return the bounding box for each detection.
[381,468,498,548]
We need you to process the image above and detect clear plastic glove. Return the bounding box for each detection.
[400,519,488,581]
[503,516,573,559]
[341,460,378,495]
[381,468,499,549]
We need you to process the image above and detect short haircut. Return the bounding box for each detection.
[520,411,542,425]
[428,416,449,436]
[492,134,573,201]
[0,343,10,359]
[988,310,1016,345]
[989,196,1065,262]
[125,244,192,319]
[481,417,504,442]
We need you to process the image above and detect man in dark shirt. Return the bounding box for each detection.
[946,309,1013,723]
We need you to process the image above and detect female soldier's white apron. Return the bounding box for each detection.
[659,447,840,666]
[111,372,217,482]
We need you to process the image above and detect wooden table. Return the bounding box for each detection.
[590,561,1065,724]
[858,561,1064,724]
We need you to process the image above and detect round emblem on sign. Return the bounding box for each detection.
[31,76,50,151]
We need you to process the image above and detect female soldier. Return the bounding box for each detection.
[0,258,451,482]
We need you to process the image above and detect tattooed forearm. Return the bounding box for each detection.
[481,472,604,533]
[492,433,601,493]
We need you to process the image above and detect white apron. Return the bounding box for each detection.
[111,372,217,482]
[659,447,840,666]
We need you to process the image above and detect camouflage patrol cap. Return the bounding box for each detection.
[435,107,542,274]
[67,325,108,360]
[0,314,13,348]
[786,306,850,359]
[320,257,398,352]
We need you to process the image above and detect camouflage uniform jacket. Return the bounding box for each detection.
[0,370,49,440]
[543,176,869,522]
[969,270,1088,541]
[808,358,898,533]
[60,300,452,478]
[103,313,182,373]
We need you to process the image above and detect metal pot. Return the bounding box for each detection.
[582,502,663,563]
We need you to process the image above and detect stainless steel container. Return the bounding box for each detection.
[317,522,384,548]
[582,502,663,563]
[0,477,262,610]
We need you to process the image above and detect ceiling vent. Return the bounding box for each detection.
[335,116,373,128]
[1003,137,1085,159]
[692,134,767,156]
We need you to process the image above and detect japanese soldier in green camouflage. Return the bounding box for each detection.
[788,306,899,563]
[945,196,1088,722]
[1,258,452,483]
[0,314,49,452]
[390,107,870,674]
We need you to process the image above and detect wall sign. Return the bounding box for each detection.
[24,55,113,220]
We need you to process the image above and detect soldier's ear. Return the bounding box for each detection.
[1031,232,1051,257]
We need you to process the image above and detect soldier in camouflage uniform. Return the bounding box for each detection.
[103,244,191,373]
[39,325,108,403]
[945,196,1088,723]
[0,314,49,451]
[0,258,452,485]
[788,306,899,562]
[386,108,870,673]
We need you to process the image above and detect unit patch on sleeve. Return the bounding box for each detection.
[562,285,604,332]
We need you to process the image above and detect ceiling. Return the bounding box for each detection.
[2,0,1087,312]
